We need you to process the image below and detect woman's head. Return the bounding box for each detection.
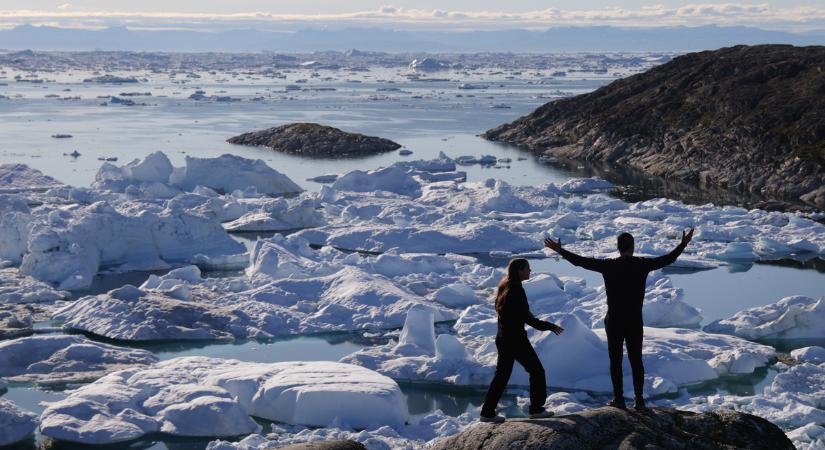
[495,258,530,314]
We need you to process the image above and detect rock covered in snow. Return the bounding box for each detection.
[39,357,408,444]
[430,407,794,450]
[0,334,157,384]
[0,399,38,447]
[0,163,64,193]
[704,295,825,339]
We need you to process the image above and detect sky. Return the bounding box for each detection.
[1,1,824,32]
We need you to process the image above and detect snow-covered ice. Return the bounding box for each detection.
[704,295,825,340]
[18,201,244,289]
[342,308,774,396]
[39,357,408,444]
[0,163,64,193]
[0,399,38,447]
[0,334,157,384]
[792,346,825,364]
[0,268,70,304]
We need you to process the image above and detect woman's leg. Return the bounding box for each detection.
[605,318,625,400]
[481,339,515,417]
[513,338,546,414]
[625,322,645,399]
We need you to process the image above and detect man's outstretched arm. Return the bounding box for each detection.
[645,228,694,271]
[544,237,607,273]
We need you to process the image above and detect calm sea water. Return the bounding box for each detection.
[2,67,824,448]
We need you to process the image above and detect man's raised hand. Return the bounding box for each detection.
[544,237,563,253]
[681,228,695,246]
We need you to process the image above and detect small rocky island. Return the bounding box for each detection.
[227,123,401,157]
[432,407,794,450]
[484,45,825,209]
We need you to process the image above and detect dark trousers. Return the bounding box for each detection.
[605,316,644,399]
[481,335,546,416]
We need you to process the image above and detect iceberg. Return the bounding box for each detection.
[704,295,825,340]
[0,334,156,384]
[39,357,408,444]
[0,399,38,447]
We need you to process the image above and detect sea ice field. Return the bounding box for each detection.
[1,53,824,450]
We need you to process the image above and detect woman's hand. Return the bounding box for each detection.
[681,228,695,246]
[546,322,564,335]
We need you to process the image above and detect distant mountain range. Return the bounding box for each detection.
[1,24,824,52]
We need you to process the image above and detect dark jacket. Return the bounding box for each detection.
[496,284,554,339]
[557,242,687,321]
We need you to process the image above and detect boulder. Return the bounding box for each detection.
[431,407,794,450]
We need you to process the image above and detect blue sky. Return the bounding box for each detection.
[1,1,824,32]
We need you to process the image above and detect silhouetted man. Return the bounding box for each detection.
[544,228,694,410]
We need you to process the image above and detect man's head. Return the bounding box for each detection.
[617,232,634,257]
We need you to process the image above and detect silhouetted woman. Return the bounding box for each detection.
[480,258,563,423]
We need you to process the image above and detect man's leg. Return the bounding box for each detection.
[626,322,645,401]
[605,318,625,402]
[481,339,516,417]
[513,338,547,414]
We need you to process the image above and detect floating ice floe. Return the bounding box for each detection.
[94,151,302,197]
[0,399,38,447]
[704,295,825,340]
[55,251,456,341]
[18,200,244,289]
[332,166,422,197]
[0,334,156,384]
[0,268,70,304]
[223,198,324,232]
[0,163,64,193]
[342,308,774,396]
[0,195,33,264]
[559,177,614,193]
[792,346,825,364]
[0,304,36,339]
[39,357,408,445]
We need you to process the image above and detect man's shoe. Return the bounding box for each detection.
[528,409,555,419]
[479,414,505,423]
[633,397,649,411]
[607,398,627,410]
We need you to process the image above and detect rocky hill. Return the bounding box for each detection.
[432,407,794,450]
[484,45,825,209]
[227,123,401,158]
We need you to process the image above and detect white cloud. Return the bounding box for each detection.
[0,3,823,32]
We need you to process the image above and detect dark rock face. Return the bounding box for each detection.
[431,407,794,450]
[227,123,401,158]
[484,45,825,209]
[271,440,367,450]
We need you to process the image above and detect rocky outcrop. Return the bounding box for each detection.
[431,407,794,450]
[227,123,401,158]
[272,441,367,450]
[484,45,825,209]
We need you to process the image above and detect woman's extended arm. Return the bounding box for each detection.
[644,228,694,271]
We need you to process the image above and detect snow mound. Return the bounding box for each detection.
[39,357,407,444]
[0,163,64,193]
[223,198,324,232]
[0,334,156,384]
[0,399,38,447]
[704,295,825,340]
